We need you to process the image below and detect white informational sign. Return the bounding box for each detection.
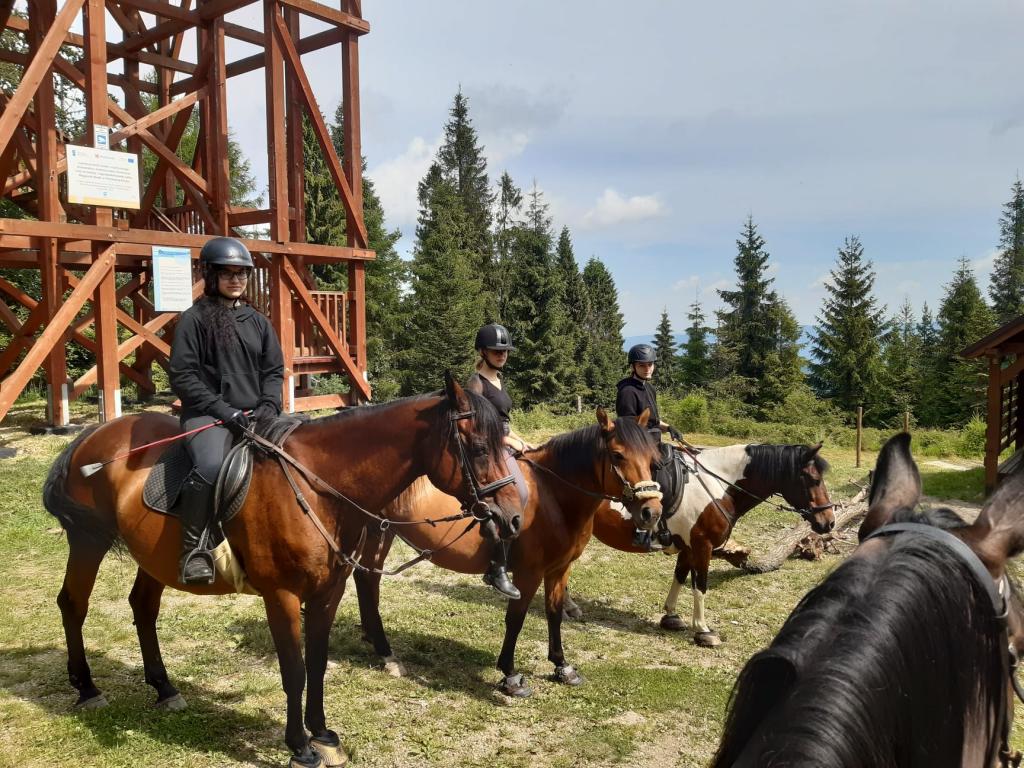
[152,246,194,312]
[66,145,140,209]
[92,124,109,150]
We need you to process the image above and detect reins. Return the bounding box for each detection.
[519,452,663,505]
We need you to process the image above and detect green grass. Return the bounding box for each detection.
[0,405,1005,767]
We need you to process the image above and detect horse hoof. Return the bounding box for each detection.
[156,693,187,711]
[310,735,349,767]
[551,665,584,686]
[382,655,406,678]
[694,631,722,648]
[288,750,324,768]
[75,693,108,710]
[499,673,533,698]
[659,614,687,632]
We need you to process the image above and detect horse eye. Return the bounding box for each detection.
[612,451,625,462]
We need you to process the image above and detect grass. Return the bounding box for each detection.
[0,400,1007,767]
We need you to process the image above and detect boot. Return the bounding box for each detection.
[178,472,216,585]
[482,541,520,600]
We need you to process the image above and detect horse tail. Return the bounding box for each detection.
[43,425,119,552]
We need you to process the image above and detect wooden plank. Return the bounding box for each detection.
[265,0,289,241]
[0,303,45,378]
[107,17,191,60]
[3,14,86,48]
[135,49,198,74]
[277,0,368,34]
[198,0,256,20]
[109,88,204,146]
[284,8,305,244]
[1000,354,1024,386]
[0,0,16,34]
[0,0,85,155]
[272,13,367,246]
[293,393,347,411]
[0,250,114,421]
[116,0,197,23]
[223,20,264,46]
[987,354,1002,493]
[132,104,193,224]
[281,258,370,400]
[209,16,230,232]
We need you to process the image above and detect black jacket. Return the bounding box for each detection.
[615,375,661,431]
[169,300,284,421]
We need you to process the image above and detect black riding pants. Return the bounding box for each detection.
[181,415,234,485]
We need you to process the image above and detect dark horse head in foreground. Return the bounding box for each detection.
[714,433,1024,768]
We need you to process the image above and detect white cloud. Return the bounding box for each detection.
[672,275,700,292]
[367,136,440,229]
[580,189,666,229]
[702,279,730,296]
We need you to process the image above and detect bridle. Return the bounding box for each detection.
[519,439,663,506]
[447,407,517,518]
[864,523,1023,768]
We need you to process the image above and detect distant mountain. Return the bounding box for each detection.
[622,327,815,351]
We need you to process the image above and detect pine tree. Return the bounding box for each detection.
[582,257,625,407]
[679,296,712,390]
[437,89,494,276]
[930,257,997,426]
[501,186,569,407]
[808,236,888,417]
[554,227,590,405]
[914,302,942,425]
[493,172,523,320]
[400,172,484,394]
[877,298,920,424]
[989,178,1024,324]
[759,298,804,409]
[652,308,678,393]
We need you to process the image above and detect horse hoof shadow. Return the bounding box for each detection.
[382,656,406,678]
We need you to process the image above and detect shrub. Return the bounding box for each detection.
[663,393,710,433]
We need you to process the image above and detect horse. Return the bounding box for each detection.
[351,408,664,697]
[713,433,1024,768]
[42,375,523,768]
[569,442,835,647]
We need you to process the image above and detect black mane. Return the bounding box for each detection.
[540,416,656,477]
[744,443,830,484]
[713,515,1006,768]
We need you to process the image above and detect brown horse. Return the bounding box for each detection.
[42,375,523,768]
[352,408,663,696]
[577,442,835,646]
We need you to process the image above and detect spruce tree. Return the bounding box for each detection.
[989,178,1024,323]
[652,308,678,393]
[501,186,569,407]
[400,171,484,395]
[493,172,523,320]
[808,236,888,417]
[878,298,921,424]
[555,227,591,405]
[582,257,625,407]
[760,298,804,409]
[931,257,997,426]
[915,302,942,425]
[679,297,712,390]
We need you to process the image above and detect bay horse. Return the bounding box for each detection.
[575,442,835,646]
[351,408,663,697]
[42,375,523,768]
[713,433,1024,768]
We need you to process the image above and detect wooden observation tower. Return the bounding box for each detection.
[0,0,374,425]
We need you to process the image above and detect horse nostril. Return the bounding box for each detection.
[508,515,521,535]
[641,507,653,524]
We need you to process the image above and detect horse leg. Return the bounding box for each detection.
[545,568,583,686]
[660,547,692,632]
[128,567,184,710]
[690,539,721,648]
[561,591,584,621]
[495,572,543,698]
[303,585,350,768]
[56,538,110,708]
[263,590,319,767]
[353,532,404,677]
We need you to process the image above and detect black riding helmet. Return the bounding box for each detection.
[200,237,253,297]
[627,343,657,364]
[475,323,515,351]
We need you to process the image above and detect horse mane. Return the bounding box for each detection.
[538,416,654,477]
[713,504,1006,768]
[744,443,830,485]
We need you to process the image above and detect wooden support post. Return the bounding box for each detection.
[855,405,863,469]
[986,354,1001,493]
[342,0,367,382]
[284,7,305,245]
[208,14,230,233]
[903,410,910,434]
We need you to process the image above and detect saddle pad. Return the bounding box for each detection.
[142,441,192,514]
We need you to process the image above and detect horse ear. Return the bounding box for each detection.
[802,442,823,463]
[596,407,614,433]
[443,370,470,411]
[966,469,1024,569]
[637,407,651,428]
[857,433,921,541]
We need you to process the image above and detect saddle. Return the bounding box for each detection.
[142,416,305,548]
[653,443,690,519]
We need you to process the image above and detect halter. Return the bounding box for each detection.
[864,523,1023,768]
[520,445,663,506]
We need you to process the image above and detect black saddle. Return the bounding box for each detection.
[142,416,305,546]
[653,443,689,518]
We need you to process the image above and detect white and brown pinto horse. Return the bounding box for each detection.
[582,442,835,646]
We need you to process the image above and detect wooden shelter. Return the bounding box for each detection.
[961,315,1024,493]
[0,0,374,426]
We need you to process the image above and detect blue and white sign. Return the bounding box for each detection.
[152,246,194,312]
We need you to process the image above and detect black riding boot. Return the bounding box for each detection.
[178,472,216,585]
[483,541,520,600]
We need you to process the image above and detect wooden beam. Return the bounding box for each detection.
[109,88,203,145]
[0,250,114,421]
[281,258,370,400]
[223,20,264,46]
[276,0,368,34]
[116,0,198,23]
[208,15,230,232]
[272,13,367,246]
[986,354,1002,493]
[198,0,257,21]
[3,14,86,48]
[265,0,289,241]
[0,0,85,155]
[132,104,194,224]
[1000,354,1024,386]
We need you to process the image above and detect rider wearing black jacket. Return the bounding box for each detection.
[169,237,284,584]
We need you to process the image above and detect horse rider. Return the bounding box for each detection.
[615,343,681,443]
[169,237,284,585]
[465,323,531,601]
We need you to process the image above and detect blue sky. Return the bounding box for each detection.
[213,1,1023,335]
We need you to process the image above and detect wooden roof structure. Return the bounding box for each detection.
[0,0,374,425]
[961,315,1024,492]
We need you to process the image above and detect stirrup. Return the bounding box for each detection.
[180,548,215,585]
